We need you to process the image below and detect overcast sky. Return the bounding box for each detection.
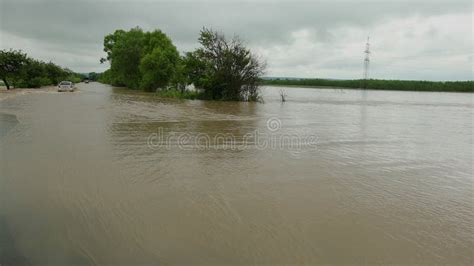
[1,0,472,80]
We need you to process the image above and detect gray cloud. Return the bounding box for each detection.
[1,0,472,80]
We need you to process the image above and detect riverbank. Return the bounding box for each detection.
[261,79,474,93]
[0,86,60,101]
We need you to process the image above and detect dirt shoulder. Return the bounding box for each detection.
[0,86,59,101]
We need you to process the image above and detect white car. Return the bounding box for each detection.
[58,81,75,92]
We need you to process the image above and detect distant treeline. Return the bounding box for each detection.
[0,49,84,90]
[87,72,101,82]
[262,78,474,93]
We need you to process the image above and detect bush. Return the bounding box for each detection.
[183,28,265,101]
[155,88,203,100]
[30,77,52,88]
[67,76,82,84]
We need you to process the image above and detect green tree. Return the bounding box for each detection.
[139,30,179,91]
[88,72,99,81]
[101,27,179,91]
[18,59,49,88]
[139,47,179,91]
[185,28,266,101]
[44,62,66,84]
[0,49,80,89]
[180,52,209,90]
[0,49,28,90]
[106,27,144,88]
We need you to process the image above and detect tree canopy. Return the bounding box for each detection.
[101,27,179,91]
[0,49,27,90]
[184,28,266,101]
[100,27,266,101]
[0,49,82,90]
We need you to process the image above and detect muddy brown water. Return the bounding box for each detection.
[0,83,472,265]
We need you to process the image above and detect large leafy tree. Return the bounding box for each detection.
[102,27,144,88]
[0,49,28,90]
[139,30,179,91]
[101,27,179,91]
[185,28,266,101]
[139,46,179,91]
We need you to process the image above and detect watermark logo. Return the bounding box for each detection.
[147,117,317,151]
[266,117,281,132]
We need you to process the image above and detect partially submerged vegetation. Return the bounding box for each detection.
[0,49,83,90]
[99,27,265,101]
[99,27,179,91]
[262,78,474,93]
[154,88,202,100]
[279,89,287,102]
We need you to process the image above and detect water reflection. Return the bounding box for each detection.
[0,113,19,139]
[0,216,30,266]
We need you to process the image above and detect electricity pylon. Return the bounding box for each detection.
[363,37,370,80]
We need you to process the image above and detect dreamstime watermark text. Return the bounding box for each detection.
[147,117,318,151]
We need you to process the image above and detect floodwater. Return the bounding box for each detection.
[0,83,472,265]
